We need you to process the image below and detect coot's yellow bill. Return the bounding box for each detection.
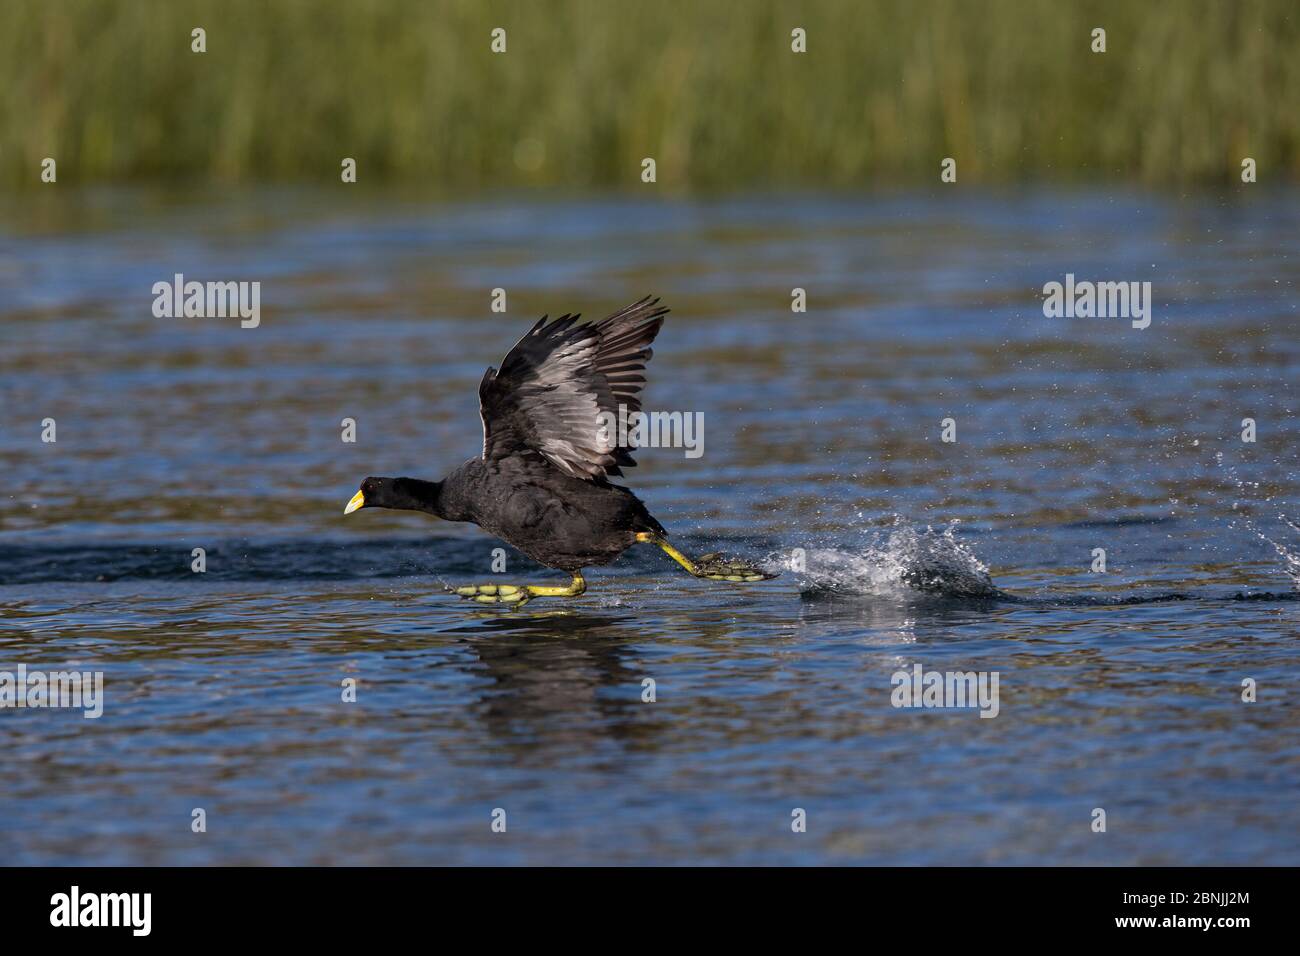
[344,490,365,514]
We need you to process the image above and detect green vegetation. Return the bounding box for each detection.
[3,0,1297,189]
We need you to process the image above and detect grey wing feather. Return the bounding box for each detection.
[478,296,668,480]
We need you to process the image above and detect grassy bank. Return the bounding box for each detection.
[2,0,1297,189]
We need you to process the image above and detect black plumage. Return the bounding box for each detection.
[346,296,774,603]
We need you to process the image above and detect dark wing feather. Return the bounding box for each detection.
[479,296,668,480]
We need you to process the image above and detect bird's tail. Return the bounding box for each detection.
[635,532,777,582]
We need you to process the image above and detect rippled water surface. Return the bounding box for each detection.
[1,188,1298,864]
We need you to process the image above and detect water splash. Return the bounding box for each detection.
[1267,516,1300,588]
[776,519,1002,599]
[1215,451,1300,590]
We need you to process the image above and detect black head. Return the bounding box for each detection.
[344,476,394,514]
[344,476,444,516]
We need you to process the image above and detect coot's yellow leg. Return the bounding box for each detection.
[635,532,775,583]
[450,572,586,606]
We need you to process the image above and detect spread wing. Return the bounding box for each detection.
[478,296,668,480]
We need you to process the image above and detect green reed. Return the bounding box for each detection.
[2,0,1296,189]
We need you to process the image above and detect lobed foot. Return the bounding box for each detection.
[446,572,586,607]
[691,553,779,583]
[448,582,533,606]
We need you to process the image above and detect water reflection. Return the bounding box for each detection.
[449,612,662,759]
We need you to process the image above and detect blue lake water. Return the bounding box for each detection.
[1,188,1297,864]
